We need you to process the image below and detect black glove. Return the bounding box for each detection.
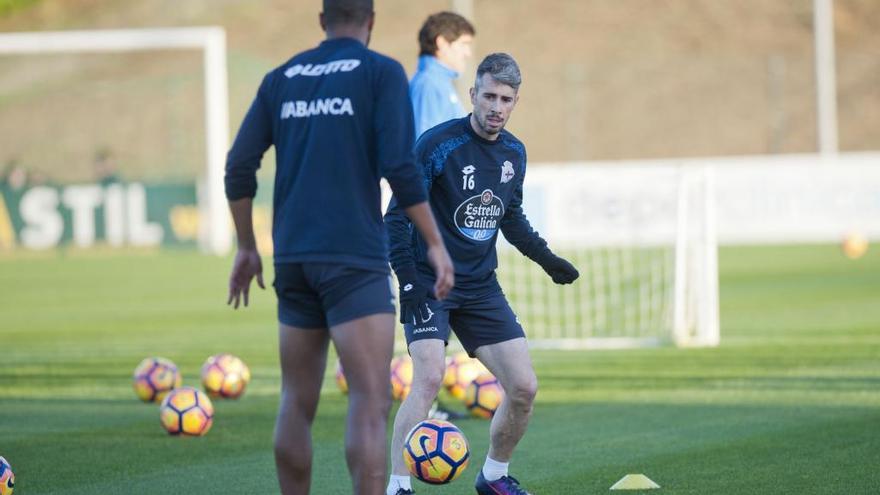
[395,265,433,325]
[535,251,580,284]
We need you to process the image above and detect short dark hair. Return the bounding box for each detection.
[476,53,522,91]
[322,0,373,28]
[418,12,475,56]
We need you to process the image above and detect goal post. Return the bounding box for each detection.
[0,27,231,254]
[672,166,720,347]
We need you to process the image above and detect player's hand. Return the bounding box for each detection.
[425,244,454,300]
[537,252,579,284]
[396,265,434,325]
[227,247,265,309]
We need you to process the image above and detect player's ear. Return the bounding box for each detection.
[435,34,450,54]
[367,12,375,32]
[319,13,327,32]
[469,86,476,105]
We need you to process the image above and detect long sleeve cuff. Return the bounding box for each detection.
[386,174,427,209]
[224,173,257,201]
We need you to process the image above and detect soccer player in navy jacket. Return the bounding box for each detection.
[384,54,579,495]
[224,1,454,493]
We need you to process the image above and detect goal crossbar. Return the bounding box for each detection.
[0,27,231,254]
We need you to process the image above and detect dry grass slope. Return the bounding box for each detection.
[0,0,877,181]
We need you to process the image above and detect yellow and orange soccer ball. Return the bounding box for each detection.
[159,386,214,436]
[335,357,412,399]
[0,456,13,495]
[132,357,182,402]
[444,352,487,400]
[841,232,869,260]
[403,419,469,485]
[335,360,348,394]
[465,373,504,419]
[201,353,251,399]
[390,355,414,401]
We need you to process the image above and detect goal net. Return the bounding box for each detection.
[0,27,230,254]
[496,162,719,348]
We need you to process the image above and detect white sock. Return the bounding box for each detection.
[386,474,412,495]
[482,456,509,482]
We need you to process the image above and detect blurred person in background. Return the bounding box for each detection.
[1,159,27,190]
[410,11,475,138]
[93,148,121,185]
[26,169,50,186]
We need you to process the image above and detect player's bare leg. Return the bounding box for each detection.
[387,339,447,491]
[473,337,537,494]
[475,337,537,459]
[275,323,330,495]
[331,313,396,495]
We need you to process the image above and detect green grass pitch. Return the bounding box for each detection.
[1,245,878,494]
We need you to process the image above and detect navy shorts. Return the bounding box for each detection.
[274,263,395,329]
[403,286,525,357]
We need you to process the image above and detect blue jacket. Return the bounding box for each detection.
[410,55,466,138]
[225,37,427,270]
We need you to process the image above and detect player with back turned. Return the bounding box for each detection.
[384,53,579,495]
[223,1,454,494]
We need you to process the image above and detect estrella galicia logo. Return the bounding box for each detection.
[454,189,505,242]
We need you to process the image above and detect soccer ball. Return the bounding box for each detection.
[335,360,348,394]
[390,355,414,401]
[0,456,13,495]
[159,386,214,436]
[465,373,504,419]
[133,357,182,402]
[842,232,869,259]
[403,419,470,484]
[201,353,251,399]
[444,352,487,400]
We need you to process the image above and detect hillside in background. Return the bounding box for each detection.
[0,0,877,181]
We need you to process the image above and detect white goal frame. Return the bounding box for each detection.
[673,166,720,347]
[489,163,720,350]
[0,27,231,254]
